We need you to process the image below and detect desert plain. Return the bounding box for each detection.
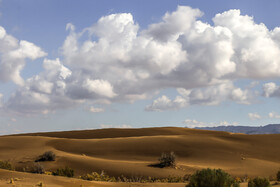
[0,127,280,186]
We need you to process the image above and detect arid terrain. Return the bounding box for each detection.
[0,127,280,186]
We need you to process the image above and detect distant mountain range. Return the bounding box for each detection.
[194,124,280,134]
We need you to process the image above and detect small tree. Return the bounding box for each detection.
[158,152,176,167]
[248,177,270,187]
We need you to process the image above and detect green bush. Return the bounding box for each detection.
[248,177,270,187]
[186,168,236,187]
[52,166,74,177]
[0,160,13,170]
[35,151,56,162]
[158,152,176,167]
[277,170,280,181]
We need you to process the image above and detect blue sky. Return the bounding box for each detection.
[1,0,280,134]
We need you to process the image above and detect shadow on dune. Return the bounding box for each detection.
[148,163,166,168]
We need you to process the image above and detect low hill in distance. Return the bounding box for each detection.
[193,124,280,134]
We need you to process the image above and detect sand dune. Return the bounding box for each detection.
[1,127,280,186]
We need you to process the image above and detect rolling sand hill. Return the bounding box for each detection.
[0,127,280,186]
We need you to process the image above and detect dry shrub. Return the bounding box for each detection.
[158,151,176,167]
[277,170,280,181]
[248,177,270,187]
[0,160,13,170]
[35,151,56,162]
[31,163,45,174]
[52,166,74,177]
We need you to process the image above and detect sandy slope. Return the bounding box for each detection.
[1,127,280,184]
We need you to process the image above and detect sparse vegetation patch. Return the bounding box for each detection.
[80,171,116,182]
[0,160,13,170]
[248,177,270,187]
[52,166,74,177]
[80,170,190,183]
[31,163,45,174]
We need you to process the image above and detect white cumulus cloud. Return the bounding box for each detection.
[184,119,238,128]
[0,26,47,85]
[248,113,261,120]
[100,124,132,128]
[263,82,280,97]
[268,112,280,119]
[83,79,117,98]
[89,106,104,113]
[145,95,187,111]
[146,82,252,111]
[0,93,3,108]
[3,6,280,114]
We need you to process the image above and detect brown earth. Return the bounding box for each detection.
[0,127,280,186]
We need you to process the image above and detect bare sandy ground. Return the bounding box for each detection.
[0,127,280,186]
